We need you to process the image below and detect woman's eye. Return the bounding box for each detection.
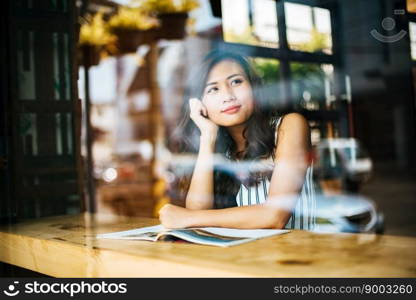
[206,87,218,94]
[231,78,243,86]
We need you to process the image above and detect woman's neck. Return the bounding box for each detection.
[226,123,247,153]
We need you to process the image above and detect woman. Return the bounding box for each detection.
[160,50,316,230]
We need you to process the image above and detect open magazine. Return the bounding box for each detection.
[97,225,290,247]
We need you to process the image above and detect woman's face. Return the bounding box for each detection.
[201,60,254,127]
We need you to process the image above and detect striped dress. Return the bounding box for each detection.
[234,117,316,230]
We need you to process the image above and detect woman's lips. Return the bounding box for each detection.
[222,105,241,114]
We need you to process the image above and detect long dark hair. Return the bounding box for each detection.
[168,50,282,208]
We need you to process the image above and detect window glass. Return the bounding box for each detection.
[409,22,416,60]
[20,113,38,156]
[285,2,332,54]
[17,30,36,100]
[222,0,279,48]
[251,57,283,108]
[290,62,334,111]
[53,32,71,100]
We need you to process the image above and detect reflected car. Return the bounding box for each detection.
[313,138,373,193]
[314,194,384,234]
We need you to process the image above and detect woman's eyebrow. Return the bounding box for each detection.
[205,73,244,86]
[227,73,244,80]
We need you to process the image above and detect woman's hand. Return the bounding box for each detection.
[189,98,218,138]
[159,204,194,229]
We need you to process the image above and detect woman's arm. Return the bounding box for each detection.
[184,98,219,210]
[160,113,311,229]
[185,134,217,210]
[265,112,311,226]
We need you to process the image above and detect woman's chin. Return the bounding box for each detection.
[217,116,249,127]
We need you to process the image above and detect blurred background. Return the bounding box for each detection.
[0,0,415,237]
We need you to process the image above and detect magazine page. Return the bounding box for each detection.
[96,225,165,241]
[158,228,290,247]
[159,229,255,247]
[97,225,291,247]
[192,227,290,239]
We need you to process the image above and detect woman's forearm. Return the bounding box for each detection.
[186,204,291,229]
[185,134,217,210]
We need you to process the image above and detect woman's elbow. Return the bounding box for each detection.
[185,194,213,210]
[267,220,287,229]
[264,208,289,229]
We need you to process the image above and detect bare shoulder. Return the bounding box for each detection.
[275,113,311,158]
[279,112,309,132]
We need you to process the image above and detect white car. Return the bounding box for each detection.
[314,194,384,234]
[314,138,373,183]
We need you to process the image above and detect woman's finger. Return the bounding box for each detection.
[189,98,199,113]
[189,98,204,117]
[190,98,208,117]
[202,106,208,117]
[189,98,200,108]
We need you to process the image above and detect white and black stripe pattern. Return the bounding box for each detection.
[234,116,317,230]
[283,165,316,230]
[235,166,316,230]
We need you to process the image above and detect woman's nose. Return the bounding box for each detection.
[223,86,236,102]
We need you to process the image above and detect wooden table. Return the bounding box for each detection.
[0,213,415,277]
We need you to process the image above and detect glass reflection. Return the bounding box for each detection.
[251,57,282,108]
[17,30,36,100]
[53,32,71,100]
[222,0,279,48]
[291,62,334,111]
[20,113,38,156]
[285,2,332,54]
[409,22,416,60]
